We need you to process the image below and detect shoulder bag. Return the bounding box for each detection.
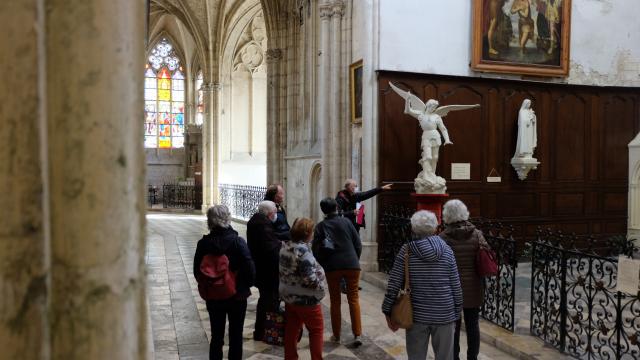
[390,246,413,329]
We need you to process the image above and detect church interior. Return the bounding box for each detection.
[2,0,640,359]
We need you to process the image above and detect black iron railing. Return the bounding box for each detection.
[218,184,266,220]
[474,220,517,332]
[530,229,640,359]
[148,185,159,207]
[378,205,414,273]
[378,206,517,332]
[162,184,202,210]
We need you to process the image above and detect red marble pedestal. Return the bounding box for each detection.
[411,193,450,224]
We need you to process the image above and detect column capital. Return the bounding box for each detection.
[331,1,345,18]
[319,4,333,19]
[266,48,283,63]
[202,82,222,92]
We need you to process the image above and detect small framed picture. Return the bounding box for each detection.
[471,0,571,77]
[349,60,363,124]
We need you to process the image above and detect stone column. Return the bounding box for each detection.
[266,48,283,184]
[330,1,345,194]
[46,0,148,358]
[0,1,50,358]
[318,3,332,196]
[201,82,221,210]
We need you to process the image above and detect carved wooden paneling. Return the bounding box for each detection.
[378,72,640,244]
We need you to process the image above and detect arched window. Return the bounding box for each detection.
[144,38,185,148]
[195,70,204,126]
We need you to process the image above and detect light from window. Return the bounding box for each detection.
[195,70,204,126]
[144,38,184,148]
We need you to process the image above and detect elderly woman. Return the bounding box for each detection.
[280,218,326,360]
[439,199,490,360]
[382,210,462,360]
[193,205,255,360]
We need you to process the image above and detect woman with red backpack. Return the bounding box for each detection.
[194,205,255,360]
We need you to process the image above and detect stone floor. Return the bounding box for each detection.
[146,213,518,359]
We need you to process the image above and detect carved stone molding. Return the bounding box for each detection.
[201,82,222,92]
[319,4,333,19]
[331,2,345,18]
[266,48,283,63]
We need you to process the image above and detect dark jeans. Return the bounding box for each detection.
[454,307,480,360]
[207,298,247,360]
[254,286,280,341]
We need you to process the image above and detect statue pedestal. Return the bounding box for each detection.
[411,193,449,223]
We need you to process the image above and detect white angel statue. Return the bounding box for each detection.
[389,82,480,194]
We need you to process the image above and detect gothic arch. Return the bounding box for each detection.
[309,162,323,222]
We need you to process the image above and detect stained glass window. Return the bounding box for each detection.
[195,70,204,126]
[144,38,184,148]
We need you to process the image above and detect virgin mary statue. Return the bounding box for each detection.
[513,99,537,159]
[511,99,539,180]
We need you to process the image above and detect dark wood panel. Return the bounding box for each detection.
[554,193,585,215]
[377,72,639,242]
[554,94,587,181]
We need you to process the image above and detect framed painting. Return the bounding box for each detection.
[350,60,363,124]
[471,0,571,77]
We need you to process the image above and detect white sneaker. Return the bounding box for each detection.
[352,335,362,347]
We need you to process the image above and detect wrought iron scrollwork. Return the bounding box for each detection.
[473,219,517,332]
[218,184,267,220]
[161,183,202,209]
[530,229,640,359]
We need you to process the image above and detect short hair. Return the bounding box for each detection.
[264,184,281,201]
[207,205,231,230]
[258,200,276,216]
[320,197,337,215]
[442,199,470,224]
[290,217,315,242]
[410,210,438,237]
[344,179,356,189]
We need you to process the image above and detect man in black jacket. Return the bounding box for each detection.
[335,179,393,232]
[246,200,282,341]
[194,205,255,360]
[264,184,290,240]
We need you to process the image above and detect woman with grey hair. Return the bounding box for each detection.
[194,205,255,360]
[382,210,462,360]
[439,199,490,360]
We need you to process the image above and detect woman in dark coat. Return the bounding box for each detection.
[439,199,490,360]
[194,205,255,360]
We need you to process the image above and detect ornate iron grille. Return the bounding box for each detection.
[474,220,517,332]
[162,184,202,209]
[378,206,517,332]
[378,205,414,274]
[530,229,640,359]
[218,184,266,220]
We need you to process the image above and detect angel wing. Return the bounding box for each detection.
[389,82,426,113]
[434,104,480,117]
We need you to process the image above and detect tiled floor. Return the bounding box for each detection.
[146,213,518,359]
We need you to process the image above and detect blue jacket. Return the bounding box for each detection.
[382,236,463,325]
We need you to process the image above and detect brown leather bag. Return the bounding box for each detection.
[390,246,413,329]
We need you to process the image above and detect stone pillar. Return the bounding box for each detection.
[0,1,50,358]
[266,48,283,184]
[202,82,221,210]
[330,1,345,195]
[319,3,332,197]
[628,132,640,242]
[46,0,148,358]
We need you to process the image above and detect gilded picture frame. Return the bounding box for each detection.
[350,60,363,124]
[471,0,571,77]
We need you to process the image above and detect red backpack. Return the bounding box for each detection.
[197,254,237,300]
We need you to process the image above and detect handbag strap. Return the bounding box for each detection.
[403,246,410,290]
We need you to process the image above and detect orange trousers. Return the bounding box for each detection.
[326,270,362,338]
